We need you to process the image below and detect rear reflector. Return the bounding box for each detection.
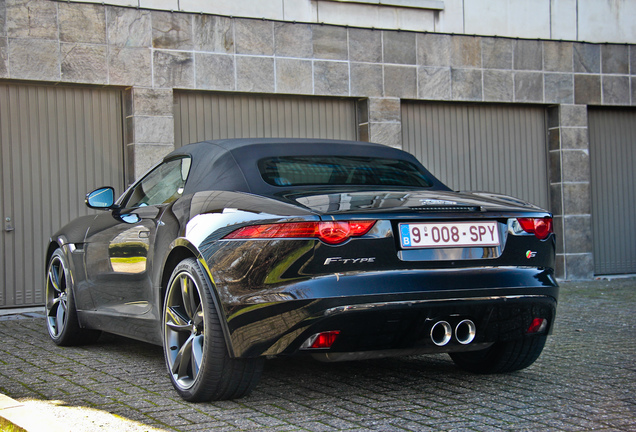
[527,318,548,334]
[517,217,553,240]
[301,331,341,349]
[224,221,376,245]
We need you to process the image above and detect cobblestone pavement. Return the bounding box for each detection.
[1,279,635,432]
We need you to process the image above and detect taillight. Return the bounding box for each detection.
[224,221,376,245]
[301,331,341,349]
[517,217,553,240]
[527,318,548,334]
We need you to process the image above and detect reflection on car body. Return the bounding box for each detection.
[45,138,558,401]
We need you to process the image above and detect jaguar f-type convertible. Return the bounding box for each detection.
[45,138,558,401]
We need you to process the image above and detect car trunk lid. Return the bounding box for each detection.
[285,189,547,217]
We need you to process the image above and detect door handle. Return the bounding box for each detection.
[4,217,14,232]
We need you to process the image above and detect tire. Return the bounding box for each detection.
[45,248,101,346]
[163,258,264,401]
[449,335,547,374]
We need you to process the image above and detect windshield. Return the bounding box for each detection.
[258,156,433,188]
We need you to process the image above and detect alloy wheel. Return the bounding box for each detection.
[164,270,206,390]
[46,254,68,339]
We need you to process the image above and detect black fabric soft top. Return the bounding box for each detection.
[168,138,450,197]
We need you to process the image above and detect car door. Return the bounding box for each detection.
[84,157,191,319]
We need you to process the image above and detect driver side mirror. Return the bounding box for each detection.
[86,187,116,210]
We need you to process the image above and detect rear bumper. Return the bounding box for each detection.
[308,295,556,356]
[221,267,558,358]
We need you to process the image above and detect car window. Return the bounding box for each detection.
[123,157,191,208]
[258,156,433,188]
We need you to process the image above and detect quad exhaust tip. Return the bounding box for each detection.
[430,319,476,346]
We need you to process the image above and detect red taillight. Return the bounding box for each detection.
[517,217,553,240]
[225,222,316,239]
[224,221,376,245]
[302,331,341,349]
[527,318,548,334]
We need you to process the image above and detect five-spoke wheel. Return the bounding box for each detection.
[46,251,69,339]
[45,248,100,346]
[164,267,206,390]
[163,258,263,401]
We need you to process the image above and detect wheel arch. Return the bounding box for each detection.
[160,239,237,358]
[45,236,77,288]
[45,241,61,272]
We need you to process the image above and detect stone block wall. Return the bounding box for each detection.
[1,0,635,278]
[548,105,593,280]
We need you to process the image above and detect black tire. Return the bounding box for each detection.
[449,335,547,374]
[45,248,101,346]
[163,258,264,401]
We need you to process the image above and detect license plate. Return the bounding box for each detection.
[399,221,500,249]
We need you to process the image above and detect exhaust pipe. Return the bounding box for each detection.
[430,321,452,346]
[455,319,476,345]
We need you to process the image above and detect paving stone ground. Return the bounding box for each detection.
[1,279,635,431]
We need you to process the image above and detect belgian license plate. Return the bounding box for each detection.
[399,221,500,249]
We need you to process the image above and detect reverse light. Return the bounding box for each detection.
[517,217,553,240]
[301,331,341,349]
[526,318,548,334]
[224,221,376,245]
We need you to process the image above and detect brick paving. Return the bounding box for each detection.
[1,279,635,431]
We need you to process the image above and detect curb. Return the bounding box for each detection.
[0,394,65,432]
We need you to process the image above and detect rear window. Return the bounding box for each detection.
[258,156,433,188]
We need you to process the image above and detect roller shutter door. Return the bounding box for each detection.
[0,83,124,307]
[589,108,636,275]
[173,92,357,147]
[402,102,549,209]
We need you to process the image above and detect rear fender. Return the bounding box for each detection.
[163,238,238,358]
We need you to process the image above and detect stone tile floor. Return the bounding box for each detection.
[0,279,634,431]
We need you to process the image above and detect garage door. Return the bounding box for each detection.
[0,84,124,307]
[173,92,357,147]
[589,108,636,275]
[402,103,549,209]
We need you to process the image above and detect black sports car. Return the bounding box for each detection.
[45,138,558,401]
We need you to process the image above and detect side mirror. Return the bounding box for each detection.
[86,187,115,210]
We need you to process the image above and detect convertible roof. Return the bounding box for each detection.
[169,138,449,196]
[171,137,390,156]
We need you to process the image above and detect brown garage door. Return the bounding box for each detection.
[0,83,124,307]
[402,102,549,209]
[173,92,357,147]
[589,108,636,275]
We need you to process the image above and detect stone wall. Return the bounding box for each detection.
[47,0,636,43]
[548,105,593,280]
[1,0,635,279]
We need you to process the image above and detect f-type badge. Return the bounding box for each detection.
[324,257,376,265]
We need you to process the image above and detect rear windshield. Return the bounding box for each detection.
[258,156,433,188]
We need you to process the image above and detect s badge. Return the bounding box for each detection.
[526,250,537,259]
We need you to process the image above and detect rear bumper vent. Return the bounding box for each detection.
[409,206,481,212]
